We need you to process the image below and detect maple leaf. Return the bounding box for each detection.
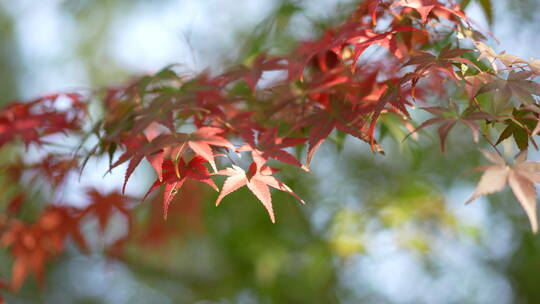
[2,154,79,192]
[218,112,260,144]
[111,132,168,193]
[297,99,383,166]
[144,157,218,219]
[289,21,423,78]
[496,108,538,150]
[215,163,305,223]
[463,72,494,100]
[38,205,88,253]
[472,41,530,72]
[345,26,427,67]
[0,94,85,148]
[131,72,194,132]
[192,105,259,145]
[0,103,77,148]
[131,95,211,137]
[408,103,497,151]
[0,205,86,292]
[394,0,469,25]
[81,188,133,232]
[29,155,79,187]
[467,150,540,233]
[393,0,437,23]
[287,31,338,81]
[403,46,479,96]
[224,54,288,92]
[237,128,306,169]
[477,70,540,106]
[305,66,351,94]
[1,221,50,291]
[351,0,383,26]
[367,81,412,149]
[166,127,234,172]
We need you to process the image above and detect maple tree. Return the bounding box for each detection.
[1,0,540,301]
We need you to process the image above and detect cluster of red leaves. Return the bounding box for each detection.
[1,0,540,294]
[0,189,136,291]
[0,93,85,148]
[88,0,483,222]
[1,205,85,291]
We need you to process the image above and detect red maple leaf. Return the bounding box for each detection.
[81,188,134,232]
[0,94,84,148]
[144,156,218,219]
[392,0,438,23]
[111,133,168,193]
[237,128,306,169]
[1,221,50,291]
[0,204,86,292]
[38,205,88,253]
[29,155,79,187]
[223,54,288,92]
[345,26,426,67]
[299,97,384,166]
[215,163,305,223]
[0,105,76,148]
[165,127,234,172]
[403,47,479,97]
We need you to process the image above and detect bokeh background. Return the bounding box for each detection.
[1,0,540,303]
